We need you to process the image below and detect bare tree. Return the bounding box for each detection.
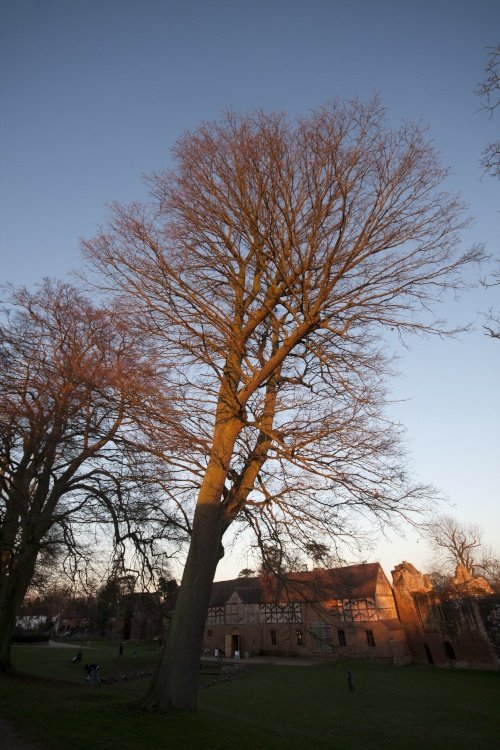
[258,543,307,576]
[425,515,482,572]
[425,515,500,589]
[483,300,500,339]
[83,98,482,712]
[476,45,500,338]
[304,542,336,567]
[476,44,500,178]
[0,280,181,671]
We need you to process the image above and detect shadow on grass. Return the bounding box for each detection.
[1,646,499,750]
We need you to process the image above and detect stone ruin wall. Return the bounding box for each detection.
[391,561,500,670]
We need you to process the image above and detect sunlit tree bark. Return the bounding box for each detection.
[83,98,483,712]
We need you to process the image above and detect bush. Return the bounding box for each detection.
[12,632,50,644]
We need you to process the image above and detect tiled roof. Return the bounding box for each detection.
[209,563,384,606]
[210,576,264,606]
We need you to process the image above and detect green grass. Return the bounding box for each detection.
[1,643,499,749]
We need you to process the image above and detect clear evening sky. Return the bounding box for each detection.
[1,0,499,579]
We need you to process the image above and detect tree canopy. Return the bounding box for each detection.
[82,98,482,711]
[476,44,500,178]
[476,44,500,338]
[0,280,181,671]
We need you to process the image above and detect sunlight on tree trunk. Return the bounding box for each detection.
[83,97,483,712]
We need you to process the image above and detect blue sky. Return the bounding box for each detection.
[1,0,499,579]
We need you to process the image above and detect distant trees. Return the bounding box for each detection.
[304,542,339,568]
[237,568,255,578]
[258,544,306,576]
[0,280,181,671]
[96,573,136,637]
[157,575,179,640]
[426,515,482,571]
[83,98,481,712]
[425,515,500,591]
[20,582,97,634]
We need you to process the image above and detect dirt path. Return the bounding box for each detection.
[0,716,45,749]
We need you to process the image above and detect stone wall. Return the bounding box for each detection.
[392,561,500,670]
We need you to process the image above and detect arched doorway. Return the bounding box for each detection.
[424,642,434,664]
[443,640,456,660]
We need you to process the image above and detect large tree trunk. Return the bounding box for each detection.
[143,501,225,712]
[143,378,243,713]
[0,548,38,672]
[0,586,21,673]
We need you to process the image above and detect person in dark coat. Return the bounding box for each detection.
[345,668,354,691]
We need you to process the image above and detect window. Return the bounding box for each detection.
[338,629,346,647]
[271,629,277,645]
[296,629,303,646]
[207,629,213,638]
[260,603,302,623]
[365,629,376,647]
[333,598,378,623]
[207,606,225,625]
[225,602,242,624]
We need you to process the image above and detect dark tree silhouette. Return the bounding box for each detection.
[0,280,179,671]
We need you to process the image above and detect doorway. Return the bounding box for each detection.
[424,642,434,664]
[225,633,240,657]
[443,640,456,660]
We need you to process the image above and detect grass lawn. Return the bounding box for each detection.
[0,642,499,749]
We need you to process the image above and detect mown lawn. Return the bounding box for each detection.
[0,642,499,749]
